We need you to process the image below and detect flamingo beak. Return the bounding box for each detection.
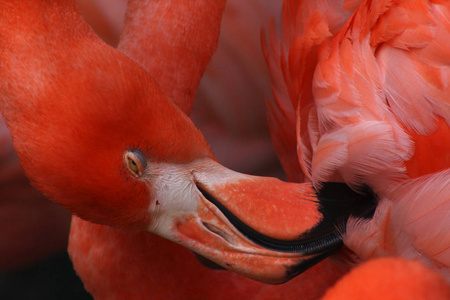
[146,158,376,284]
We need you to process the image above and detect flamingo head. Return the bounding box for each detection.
[5,51,375,283]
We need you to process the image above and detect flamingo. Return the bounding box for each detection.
[0,0,280,281]
[0,1,369,299]
[0,0,449,299]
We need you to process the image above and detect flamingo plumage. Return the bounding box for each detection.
[0,0,445,299]
[264,0,450,284]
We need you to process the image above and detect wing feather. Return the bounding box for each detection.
[263,0,352,181]
[311,0,450,187]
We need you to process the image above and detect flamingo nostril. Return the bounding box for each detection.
[201,221,229,242]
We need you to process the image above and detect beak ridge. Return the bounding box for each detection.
[195,166,377,255]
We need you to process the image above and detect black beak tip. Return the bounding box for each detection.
[284,242,344,281]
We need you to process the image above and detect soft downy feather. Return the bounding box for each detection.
[266,0,449,189]
[311,0,450,188]
[262,0,354,183]
[345,169,450,281]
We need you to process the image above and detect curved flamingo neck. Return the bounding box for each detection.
[118,0,226,115]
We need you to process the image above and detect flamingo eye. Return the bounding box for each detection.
[124,150,146,177]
